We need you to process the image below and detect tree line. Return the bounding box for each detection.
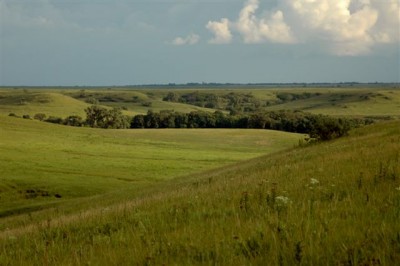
[14,106,371,141]
[130,109,367,141]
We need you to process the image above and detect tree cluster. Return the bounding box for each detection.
[84,105,130,129]
[12,106,365,141]
[37,106,129,129]
[163,91,262,113]
[131,110,363,141]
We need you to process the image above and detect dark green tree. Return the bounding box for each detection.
[85,105,108,128]
[64,115,84,127]
[85,106,129,129]
[103,108,130,129]
[131,114,145,128]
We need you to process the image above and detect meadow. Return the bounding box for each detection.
[0,115,303,222]
[1,119,399,265]
[0,85,399,265]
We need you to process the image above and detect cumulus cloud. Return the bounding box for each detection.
[236,0,295,43]
[367,0,400,43]
[283,0,380,55]
[206,18,233,44]
[205,0,400,55]
[172,34,200,45]
[207,0,295,44]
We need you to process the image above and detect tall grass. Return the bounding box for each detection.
[1,121,399,265]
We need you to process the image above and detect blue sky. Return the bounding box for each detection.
[0,0,399,86]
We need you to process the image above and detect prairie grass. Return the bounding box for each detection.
[0,115,303,221]
[1,121,399,265]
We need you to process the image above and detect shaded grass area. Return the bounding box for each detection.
[1,121,399,265]
[0,115,303,219]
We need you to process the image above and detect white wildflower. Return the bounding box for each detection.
[275,196,291,205]
[310,178,320,185]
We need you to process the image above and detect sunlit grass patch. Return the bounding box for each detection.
[0,115,303,219]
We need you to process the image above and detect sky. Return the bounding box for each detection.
[0,0,399,86]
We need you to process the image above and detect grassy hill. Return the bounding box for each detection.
[0,115,303,219]
[261,88,400,117]
[0,88,217,118]
[64,89,217,115]
[0,90,92,117]
[0,119,399,265]
[0,86,399,264]
[1,86,399,119]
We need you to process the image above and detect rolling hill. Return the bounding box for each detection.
[0,115,304,219]
[0,90,92,117]
[0,118,399,265]
[0,86,399,265]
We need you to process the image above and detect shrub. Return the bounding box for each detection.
[45,116,63,124]
[34,113,47,121]
[64,115,84,127]
[309,115,351,141]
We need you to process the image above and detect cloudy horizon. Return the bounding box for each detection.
[1,0,399,86]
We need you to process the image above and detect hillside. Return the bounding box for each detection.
[262,88,400,117]
[1,120,399,265]
[1,86,399,119]
[0,90,92,117]
[0,89,217,118]
[0,115,303,218]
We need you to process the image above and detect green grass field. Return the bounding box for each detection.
[0,86,399,265]
[1,119,399,265]
[0,115,304,220]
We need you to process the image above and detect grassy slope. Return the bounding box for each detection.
[0,89,216,117]
[132,87,400,117]
[262,88,400,117]
[63,89,217,115]
[1,121,399,265]
[120,87,400,117]
[0,115,303,218]
[2,87,400,118]
[0,90,92,117]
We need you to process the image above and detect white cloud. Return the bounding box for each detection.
[235,0,295,43]
[253,10,296,43]
[206,18,232,44]
[368,0,400,43]
[205,0,400,55]
[236,0,260,43]
[283,0,380,55]
[172,33,200,45]
[207,0,295,44]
